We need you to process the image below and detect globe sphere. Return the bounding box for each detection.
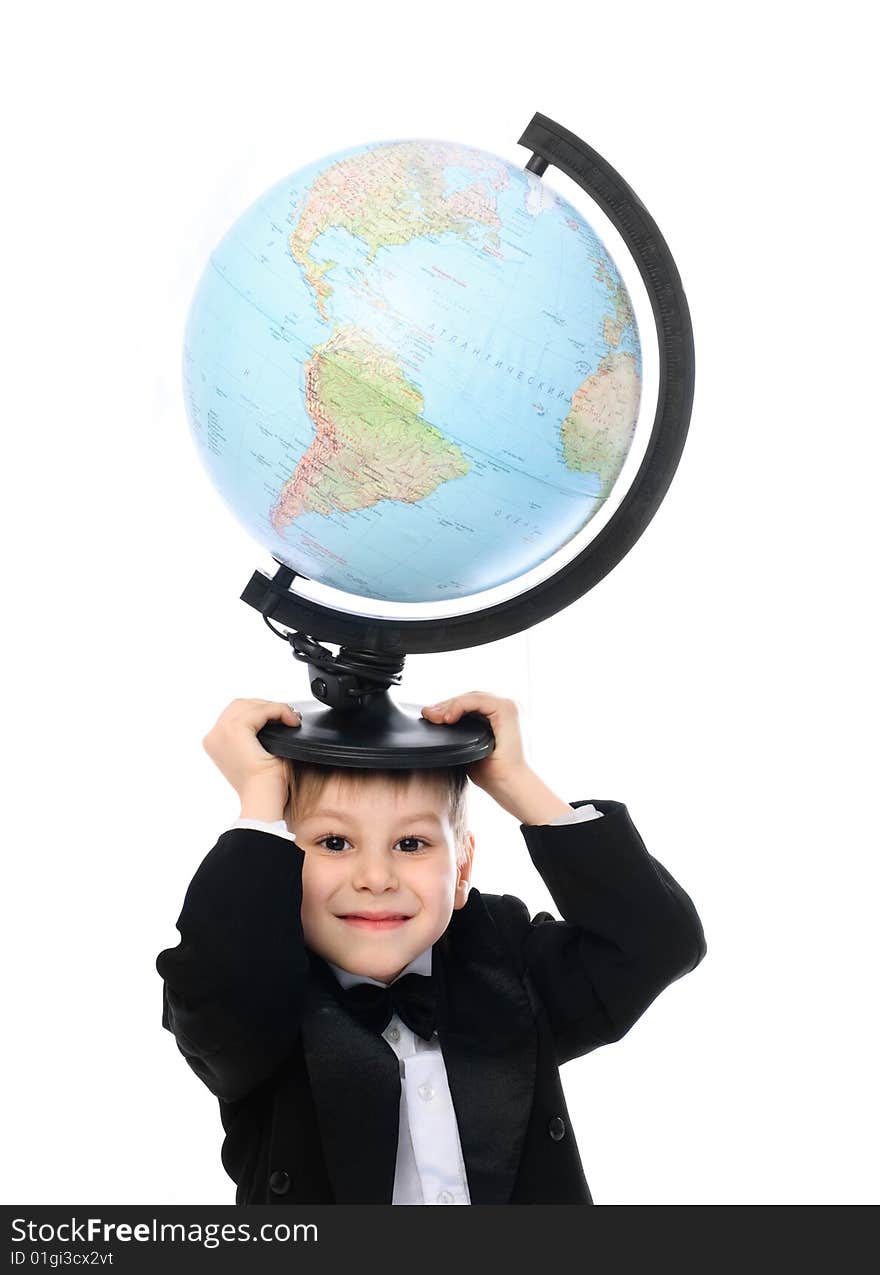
[184,138,642,604]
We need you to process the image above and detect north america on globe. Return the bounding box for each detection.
[184,138,642,603]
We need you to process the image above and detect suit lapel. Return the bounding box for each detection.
[300,953,402,1204]
[299,887,537,1205]
[434,887,537,1205]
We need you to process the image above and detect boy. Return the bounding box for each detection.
[156,691,706,1205]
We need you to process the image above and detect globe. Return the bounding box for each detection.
[184,137,643,605]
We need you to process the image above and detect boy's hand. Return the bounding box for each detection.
[202,698,301,820]
[421,692,572,824]
[422,692,527,790]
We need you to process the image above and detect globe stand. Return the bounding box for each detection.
[238,109,695,770]
[252,562,495,769]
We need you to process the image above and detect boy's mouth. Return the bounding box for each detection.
[338,912,411,930]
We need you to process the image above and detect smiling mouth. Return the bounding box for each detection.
[339,914,412,928]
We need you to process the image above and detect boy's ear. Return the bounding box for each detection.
[454,832,476,909]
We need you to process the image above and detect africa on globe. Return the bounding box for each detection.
[184,138,642,604]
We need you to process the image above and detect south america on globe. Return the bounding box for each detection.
[184,138,642,604]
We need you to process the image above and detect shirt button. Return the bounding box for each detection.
[437,1190,454,1204]
[417,1083,435,1102]
[388,1027,401,1041]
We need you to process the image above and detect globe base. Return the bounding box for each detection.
[250,562,495,767]
[256,691,494,770]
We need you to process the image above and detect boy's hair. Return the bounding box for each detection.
[282,759,471,867]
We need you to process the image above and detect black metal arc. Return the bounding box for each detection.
[241,111,695,656]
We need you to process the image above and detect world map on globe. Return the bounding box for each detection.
[184,138,642,604]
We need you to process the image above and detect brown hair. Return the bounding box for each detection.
[282,759,471,866]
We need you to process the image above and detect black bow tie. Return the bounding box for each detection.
[339,970,437,1041]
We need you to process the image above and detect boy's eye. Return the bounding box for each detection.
[317,835,350,853]
[397,837,428,853]
[315,835,429,854]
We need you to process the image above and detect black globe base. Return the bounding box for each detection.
[256,689,494,769]
[249,584,495,768]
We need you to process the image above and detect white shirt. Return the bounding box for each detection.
[229,802,603,1204]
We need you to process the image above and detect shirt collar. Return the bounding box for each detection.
[327,944,432,988]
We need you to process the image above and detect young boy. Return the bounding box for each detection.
[156,691,706,1205]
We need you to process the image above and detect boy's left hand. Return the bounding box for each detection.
[421,692,575,825]
[421,691,529,796]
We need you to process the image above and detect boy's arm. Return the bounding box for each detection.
[155,828,308,1103]
[419,694,702,1064]
[509,798,707,1067]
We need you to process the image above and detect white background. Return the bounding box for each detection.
[3,0,877,1206]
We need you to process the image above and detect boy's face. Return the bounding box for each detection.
[295,773,475,985]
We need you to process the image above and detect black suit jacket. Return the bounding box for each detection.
[156,799,706,1205]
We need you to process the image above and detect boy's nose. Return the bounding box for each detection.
[351,856,400,890]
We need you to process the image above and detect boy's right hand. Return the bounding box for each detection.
[202,698,301,819]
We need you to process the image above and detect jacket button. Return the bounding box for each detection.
[269,1169,291,1195]
[548,1116,566,1141]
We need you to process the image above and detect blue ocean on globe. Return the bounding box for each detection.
[184,138,642,604]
